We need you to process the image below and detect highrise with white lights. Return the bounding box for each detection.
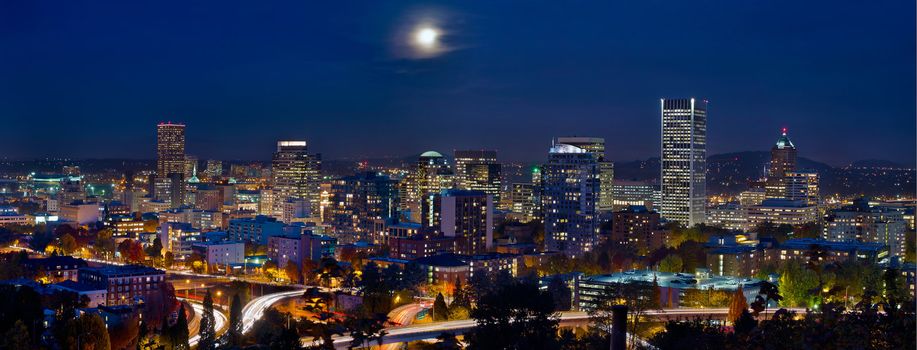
[660,98,707,227]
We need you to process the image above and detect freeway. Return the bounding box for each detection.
[241,290,308,333]
[185,299,229,348]
[380,303,427,350]
[330,307,808,349]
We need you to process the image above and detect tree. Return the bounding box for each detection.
[199,291,216,350]
[173,304,190,350]
[451,278,470,309]
[59,233,78,255]
[285,262,301,283]
[792,222,821,239]
[146,237,164,262]
[118,239,146,263]
[433,293,449,321]
[163,251,174,268]
[778,260,819,307]
[3,320,30,350]
[62,313,111,350]
[658,254,683,273]
[727,286,749,324]
[547,276,572,311]
[229,294,243,346]
[466,279,558,350]
[346,312,388,349]
[94,229,116,258]
[750,281,782,319]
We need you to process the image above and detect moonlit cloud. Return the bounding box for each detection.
[391,8,461,59]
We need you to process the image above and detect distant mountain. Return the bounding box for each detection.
[848,159,910,169]
[614,152,915,198]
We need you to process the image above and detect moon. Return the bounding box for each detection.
[415,27,439,48]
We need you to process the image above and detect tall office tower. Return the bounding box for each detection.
[271,141,322,220]
[400,151,453,222]
[511,183,534,223]
[440,189,493,255]
[767,129,797,198]
[453,150,502,204]
[554,137,614,215]
[328,171,399,241]
[531,166,544,222]
[543,142,600,257]
[156,122,186,177]
[206,160,223,177]
[660,98,707,227]
[784,171,819,206]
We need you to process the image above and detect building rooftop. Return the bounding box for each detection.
[24,256,87,269]
[583,270,761,291]
[54,280,105,292]
[774,129,795,150]
[80,264,164,277]
[420,151,444,158]
[778,238,886,252]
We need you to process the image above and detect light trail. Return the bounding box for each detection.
[187,300,228,348]
[240,290,306,334]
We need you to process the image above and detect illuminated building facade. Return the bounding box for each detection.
[440,189,493,255]
[766,129,797,199]
[610,206,665,254]
[453,150,502,204]
[660,98,707,226]
[271,140,322,220]
[612,180,656,210]
[554,137,614,215]
[747,199,817,227]
[784,171,819,207]
[824,198,908,257]
[327,171,399,241]
[400,151,453,222]
[543,142,599,257]
[156,122,186,176]
[510,183,534,223]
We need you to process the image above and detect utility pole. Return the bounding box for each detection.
[611,305,627,350]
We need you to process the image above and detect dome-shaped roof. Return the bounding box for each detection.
[420,151,444,158]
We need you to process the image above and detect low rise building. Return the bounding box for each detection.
[747,199,817,227]
[191,241,245,267]
[228,215,285,244]
[78,265,166,306]
[24,256,88,283]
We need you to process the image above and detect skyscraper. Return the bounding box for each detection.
[271,141,321,221]
[660,98,707,227]
[440,189,493,255]
[543,142,600,257]
[453,150,502,204]
[554,137,614,215]
[767,128,798,198]
[399,151,453,223]
[156,122,186,177]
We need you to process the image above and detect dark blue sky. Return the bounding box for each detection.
[1,1,914,165]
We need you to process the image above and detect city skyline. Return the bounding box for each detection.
[1,1,914,165]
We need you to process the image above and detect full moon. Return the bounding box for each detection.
[415,27,439,47]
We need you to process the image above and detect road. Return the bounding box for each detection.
[330,307,808,349]
[185,299,229,348]
[241,290,307,334]
[379,303,427,350]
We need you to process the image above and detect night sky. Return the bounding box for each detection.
[1,1,914,166]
